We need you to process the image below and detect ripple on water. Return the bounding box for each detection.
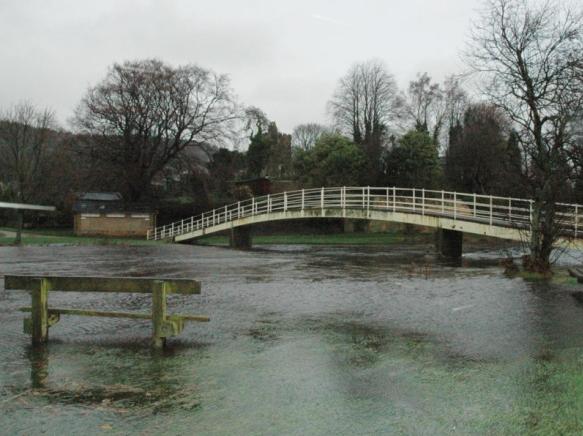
[2,243,583,434]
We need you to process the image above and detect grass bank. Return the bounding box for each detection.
[512,268,580,287]
[194,231,515,247]
[0,227,517,249]
[194,232,433,246]
[0,227,161,247]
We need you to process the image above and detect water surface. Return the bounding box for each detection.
[2,243,583,435]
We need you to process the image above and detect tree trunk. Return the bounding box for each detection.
[525,197,555,273]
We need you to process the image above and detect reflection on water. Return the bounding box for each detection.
[28,346,49,389]
[1,244,583,434]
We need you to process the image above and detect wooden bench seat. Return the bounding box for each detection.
[5,275,209,348]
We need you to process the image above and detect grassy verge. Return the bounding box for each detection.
[0,227,518,249]
[0,228,161,247]
[194,232,433,246]
[510,268,580,286]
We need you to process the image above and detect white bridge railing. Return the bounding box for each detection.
[147,187,583,241]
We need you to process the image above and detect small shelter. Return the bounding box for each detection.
[72,192,156,237]
[0,201,56,244]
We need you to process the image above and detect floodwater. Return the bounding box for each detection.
[2,243,583,435]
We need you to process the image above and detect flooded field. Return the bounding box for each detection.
[2,243,583,435]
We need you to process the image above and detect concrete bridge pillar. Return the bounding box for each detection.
[230,226,252,249]
[436,229,463,258]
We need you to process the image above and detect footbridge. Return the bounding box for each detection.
[147,187,583,256]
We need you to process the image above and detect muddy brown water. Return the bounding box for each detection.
[2,243,583,435]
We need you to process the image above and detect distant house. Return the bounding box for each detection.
[72,192,156,237]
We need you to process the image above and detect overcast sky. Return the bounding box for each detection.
[0,0,483,133]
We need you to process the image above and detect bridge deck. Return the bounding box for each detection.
[148,187,583,249]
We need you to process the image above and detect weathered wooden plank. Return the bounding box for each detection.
[152,282,167,348]
[5,275,200,295]
[19,307,209,322]
[20,307,151,319]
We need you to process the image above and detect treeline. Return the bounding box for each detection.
[0,65,540,212]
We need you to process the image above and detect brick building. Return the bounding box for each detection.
[72,192,156,237]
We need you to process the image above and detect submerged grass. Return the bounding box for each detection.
[512,268,579,287]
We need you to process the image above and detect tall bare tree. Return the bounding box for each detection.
[0,102,56,203]
[406,73,469,149]
[291,123,330,151]
[0,102,57,242]
[407,73,443,137]
[329,59,404,182]
[467,0,583,271]
[442,75,469,145]
[74,59,237,201]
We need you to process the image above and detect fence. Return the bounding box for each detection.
[147,187,583,242]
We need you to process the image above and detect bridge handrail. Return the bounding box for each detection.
[147,187,583,241]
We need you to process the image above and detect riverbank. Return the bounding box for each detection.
[194,231,516,248]
[0,228,162,247]
[194,232,429,246]
[0,227,520,249]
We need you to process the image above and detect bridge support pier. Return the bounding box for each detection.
[230,226,252,250]
[436,229,463,258]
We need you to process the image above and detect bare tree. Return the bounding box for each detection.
[442,75,469,144]
[291,123,330,150]
[406,73,469,149]
[74,59,237,201]
[407,73,444,138]
[467,0,583,271]
[0,102,56,203]
[328,59,404,182]
[0,102,57,243]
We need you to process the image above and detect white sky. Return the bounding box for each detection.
[0,0,483,133]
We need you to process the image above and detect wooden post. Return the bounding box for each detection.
[152,281,168,349]
[31,278,50,344]
[15,209,23,245]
